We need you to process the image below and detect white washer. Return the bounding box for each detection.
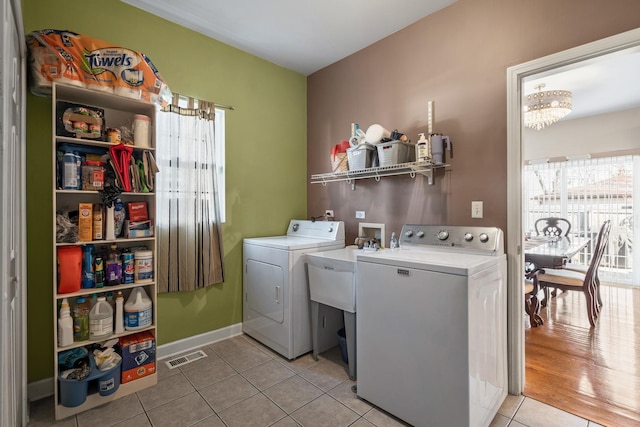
[243,220,345,359]
[356,225,507,427]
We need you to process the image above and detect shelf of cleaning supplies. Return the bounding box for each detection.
[310,160,448,187]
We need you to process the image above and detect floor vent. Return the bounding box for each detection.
[165,350,207,369]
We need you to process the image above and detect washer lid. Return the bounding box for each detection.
[356,248,505,276]
[244,235,345,251]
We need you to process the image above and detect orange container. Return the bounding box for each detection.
[57,246,82,294]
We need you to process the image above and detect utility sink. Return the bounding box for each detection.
[305,245,361,380]
[305,246,360,313]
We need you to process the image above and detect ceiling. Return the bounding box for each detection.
[122,0,458,76]
[123,0,640,121]
[523,45,640,121]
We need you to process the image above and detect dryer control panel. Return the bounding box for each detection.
[287,219,345,241]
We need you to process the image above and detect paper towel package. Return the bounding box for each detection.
[27,29,171,107]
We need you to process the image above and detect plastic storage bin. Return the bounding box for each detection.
[337,328,348,364]
[376,141,415,167]
[58,357,122,407]
[347,144,376,170]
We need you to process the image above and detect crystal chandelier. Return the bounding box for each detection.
[523,83,572,131]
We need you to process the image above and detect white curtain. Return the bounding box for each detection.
[156,97,224,292]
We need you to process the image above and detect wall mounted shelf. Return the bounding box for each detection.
[310,161,448,189]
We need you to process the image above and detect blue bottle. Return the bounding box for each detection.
[81,245,95,288]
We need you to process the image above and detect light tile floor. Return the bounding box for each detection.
[28,334,605,426]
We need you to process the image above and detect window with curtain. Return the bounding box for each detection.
[155,94,225,292]
[523,154,637,285]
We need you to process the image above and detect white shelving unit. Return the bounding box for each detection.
[310,160,448,189]
[51,83,158,420]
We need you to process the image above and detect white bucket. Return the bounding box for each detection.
[134,250,153,283]
[124,287,152,330]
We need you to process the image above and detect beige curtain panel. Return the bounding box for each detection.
[156,94,225,292]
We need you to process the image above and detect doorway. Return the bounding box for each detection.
[506,27,640,396]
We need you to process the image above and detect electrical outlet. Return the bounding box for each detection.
[325,209,334,218]
[355,210,366,219]
[471,201,483,218]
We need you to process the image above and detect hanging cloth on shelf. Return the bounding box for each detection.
[108,143,134,192]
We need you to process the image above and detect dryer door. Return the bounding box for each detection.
[245,258,285,323]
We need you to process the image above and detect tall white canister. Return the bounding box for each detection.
[133,114,151,148]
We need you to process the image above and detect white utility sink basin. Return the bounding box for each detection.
[305,246,360,313]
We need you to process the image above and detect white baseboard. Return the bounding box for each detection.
[156,322,243,360]
[27,377,54,402]
[28,322,244,401]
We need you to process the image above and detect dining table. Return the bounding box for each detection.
[524,235,591,269]
[523,235,591,326]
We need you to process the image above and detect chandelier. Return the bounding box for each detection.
[523,83,572,130]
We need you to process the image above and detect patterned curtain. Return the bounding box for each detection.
[156,94,224,292]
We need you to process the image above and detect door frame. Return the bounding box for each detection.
[506,26,640,394]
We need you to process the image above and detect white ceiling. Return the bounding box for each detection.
[524,45,640,121]
[122,0,458,76]
[123,0,640,120]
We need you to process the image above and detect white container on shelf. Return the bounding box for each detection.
[115,291,125,334]
[89,296,113,340]
[57,299,74,347]
[134,250,153,283]
[133,114,151,147]
[124,287,152,330]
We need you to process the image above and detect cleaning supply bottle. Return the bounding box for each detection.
[124,287,152,330]
[115,291,125,334]
[105,243,122,285]
[57,298,73,347]
[389,232,399,249]
[89,296,113,339]
[73,297,90,341]
[416,133,429,162]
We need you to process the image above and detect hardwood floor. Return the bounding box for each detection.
[524,282,640,427]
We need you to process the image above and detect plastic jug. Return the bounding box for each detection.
[89,296,113,340]
[124,287,152,330]
[58,298,74,347]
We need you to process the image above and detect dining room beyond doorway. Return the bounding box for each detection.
[523,154,636,286]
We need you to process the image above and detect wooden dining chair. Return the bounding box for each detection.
[535,217,572,237]
[524,269,544,327]
[535,220,611,327]
[533,216,572,299]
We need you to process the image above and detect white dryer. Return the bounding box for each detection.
[356,225,507,427]
[243,220,345,359]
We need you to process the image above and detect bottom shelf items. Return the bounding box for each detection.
[55,330,156,420]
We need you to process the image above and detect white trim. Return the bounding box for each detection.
[506,26,640,395]
[156,322,243,360]
[27,323,244,401]
[26,378,53,403]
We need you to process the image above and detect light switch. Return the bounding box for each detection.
[471,201,483,218]
[355,210,365,219]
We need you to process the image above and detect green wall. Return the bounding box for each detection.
[22,0,307,382]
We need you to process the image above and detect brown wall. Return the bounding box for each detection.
[307,0,640,244]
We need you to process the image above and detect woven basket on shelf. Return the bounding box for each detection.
[330,153,348,173]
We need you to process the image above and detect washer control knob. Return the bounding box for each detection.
[437,230,449,240]
[292,223,299,232]
[405,230,414,238]
[464,233,474,242]
[328,227,333,232]
[479,233,489,243]
[416,231,425,238]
